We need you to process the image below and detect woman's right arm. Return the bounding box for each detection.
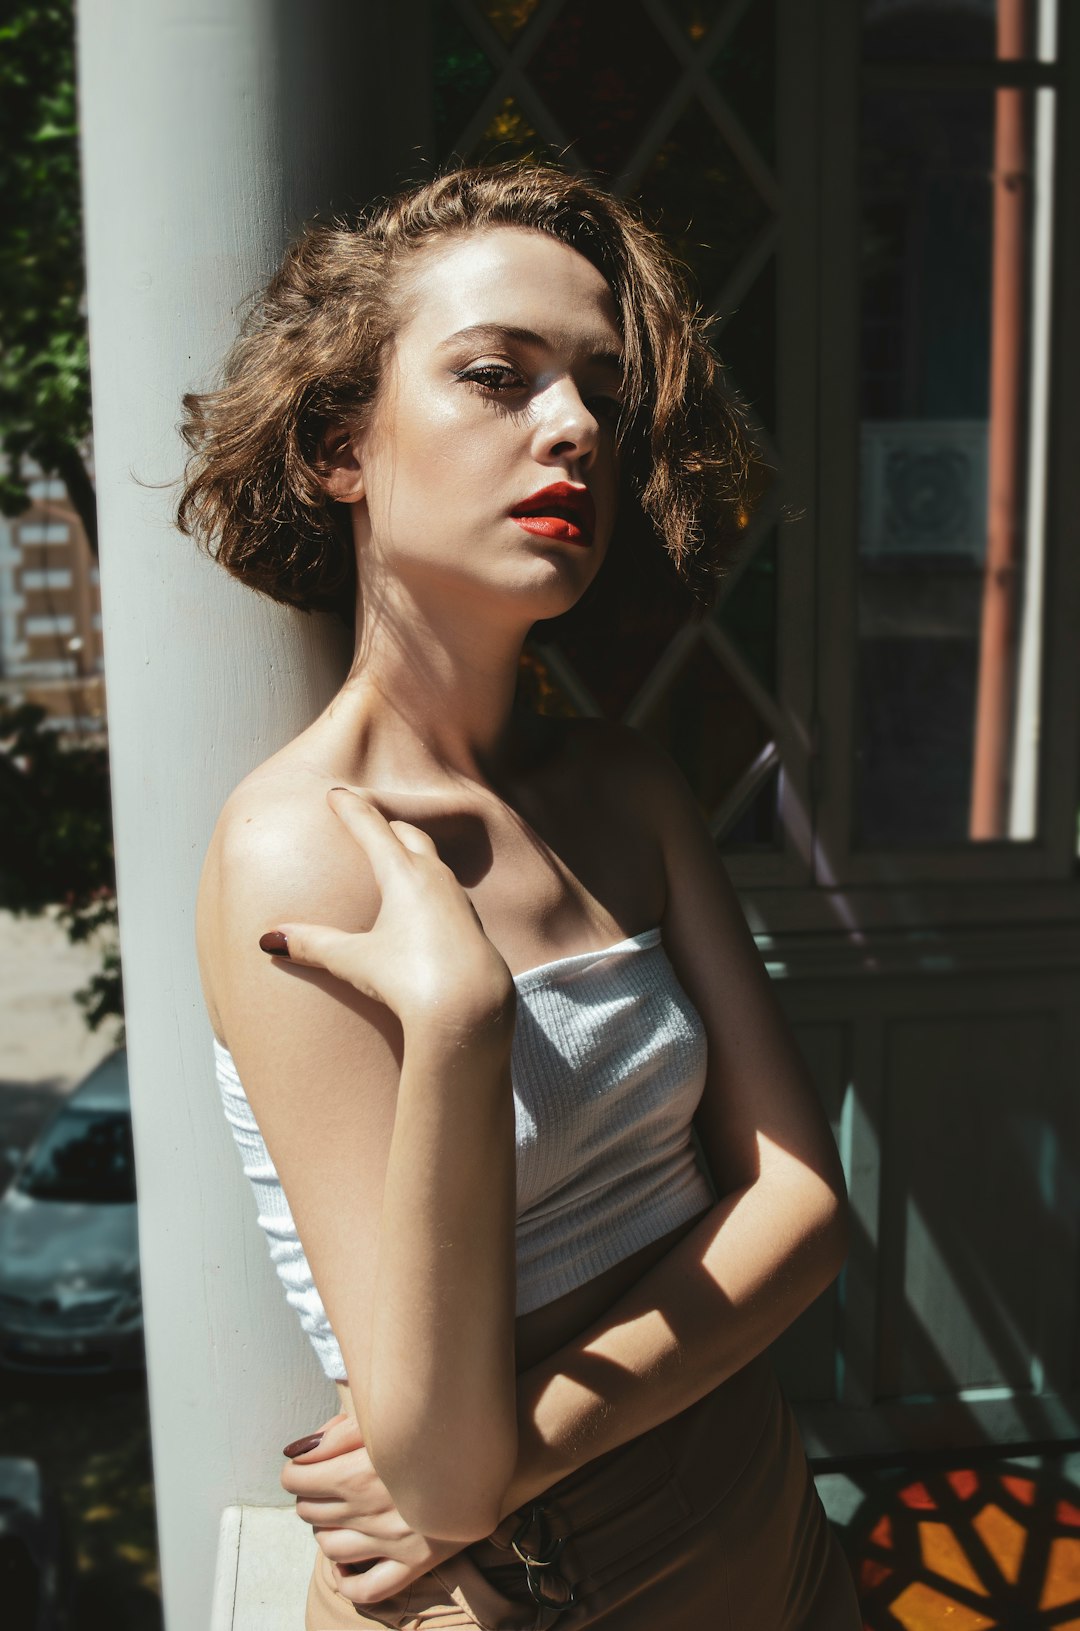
[204,782,519,1543]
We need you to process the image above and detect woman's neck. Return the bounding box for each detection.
[320,581,535,794]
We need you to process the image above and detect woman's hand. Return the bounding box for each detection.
[259,785,515,1035]
[281,1413,468,1606]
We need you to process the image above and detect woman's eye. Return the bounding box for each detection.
[455,364,525,393]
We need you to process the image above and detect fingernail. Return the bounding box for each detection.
[259,931,290,958]
[329,785,350,794]
[283,1431,324,1458]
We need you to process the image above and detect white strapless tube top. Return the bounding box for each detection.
[213,926,715,1380]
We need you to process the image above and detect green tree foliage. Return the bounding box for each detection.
[0,703,122,1037]
[0,0,97,553]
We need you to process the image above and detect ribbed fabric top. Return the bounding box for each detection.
[213,926,714,1381]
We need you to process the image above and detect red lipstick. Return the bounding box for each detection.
[510,481,595,544]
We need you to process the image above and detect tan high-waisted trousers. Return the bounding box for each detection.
[305,1352,861,1630]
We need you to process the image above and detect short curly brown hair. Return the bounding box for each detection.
[176,161,764,632]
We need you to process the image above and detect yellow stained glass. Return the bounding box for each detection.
[971,1504,1026,1586]
[918,1521,988,1595]
[478,96,538,153]
[1040,1537,1080,1611]
[478,0,542,42]
[891,1581,996,1631]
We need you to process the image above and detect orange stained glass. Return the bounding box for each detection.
[947,1468,980,1500]
[870,1513,894,1548]
[971,1504,1026,1585]
[1000,1474,1036,1506]
[900,1480,938,1512]
[665,0,713,42]
[1040,1538,1080,1611]
[890,1581,996,1631]
[917,1521,988,1595]
[860,1558,892,1591]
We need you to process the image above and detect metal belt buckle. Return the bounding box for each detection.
[510,1502,576,1612]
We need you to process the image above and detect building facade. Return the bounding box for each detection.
[0,465,105,732]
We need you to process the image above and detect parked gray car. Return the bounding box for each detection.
[0,1049,143,1373]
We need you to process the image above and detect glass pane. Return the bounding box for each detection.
[715,255,777,433]
[637,642,773,812]
[434,1,497,153]
[723,762,781,849]
[714,529,778,694]
[635,101,772,306]
[710,0,777,165]
[524,0,682,175]
[863,0,1057,63]
[478,0,544,43]
[665,1,716,44]
[466,95,552,165]
[854,74,1054,846]
[540,587,691,721]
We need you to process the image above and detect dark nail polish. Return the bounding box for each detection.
[259,931,290,958]
[283,1431,324,1458]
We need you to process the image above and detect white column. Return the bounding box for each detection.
[75,6,426,1627]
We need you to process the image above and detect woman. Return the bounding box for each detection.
[181,163,861,1629]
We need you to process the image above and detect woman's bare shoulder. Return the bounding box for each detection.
[197,758,379,1043]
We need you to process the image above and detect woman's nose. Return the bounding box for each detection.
[532,380,600,468]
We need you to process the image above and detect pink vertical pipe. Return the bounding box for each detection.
[970,0,1030,838]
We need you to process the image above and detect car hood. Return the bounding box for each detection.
[0,1188,138,1296]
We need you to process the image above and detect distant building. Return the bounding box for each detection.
[0,465,105,733]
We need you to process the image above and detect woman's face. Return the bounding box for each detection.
[344,226,624,627]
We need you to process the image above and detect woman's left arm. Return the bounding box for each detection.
[500,726,850,1506]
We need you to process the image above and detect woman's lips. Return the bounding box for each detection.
[510,482,595,545]
[512,514,590,543]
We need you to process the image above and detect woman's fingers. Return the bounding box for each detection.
[260,921,372,985]
[326,786,437,865]
[333,1556,420,1607]
[281,1412,361,1464]
[386,817,439,858]
[313,1526,383,1564]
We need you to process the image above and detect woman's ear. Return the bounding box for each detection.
[318,426,366,504]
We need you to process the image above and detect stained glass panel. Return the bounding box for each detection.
[714,256,778,433]
[635,100,771,304]
[714,530,778,694]
[636,642,773,809]
[434,2,497,153]
[478,0,545,44]
[710,0,777,165]
[467,95,550,164]
[524,0,682,175]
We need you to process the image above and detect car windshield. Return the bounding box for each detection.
[17,1106,136,1204]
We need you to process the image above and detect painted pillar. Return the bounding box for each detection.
[76,4,429,1626]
